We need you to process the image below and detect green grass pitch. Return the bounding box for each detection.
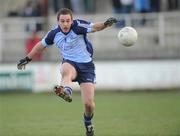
[0,91,180,136]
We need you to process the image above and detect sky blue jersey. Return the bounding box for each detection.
[41,19,94,63]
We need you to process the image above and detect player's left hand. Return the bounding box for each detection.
[17,57,32,70]
[104,17,117,27]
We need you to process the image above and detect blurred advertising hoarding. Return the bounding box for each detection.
[0,63,60,92]
[0,24,2,62]
[0,60,180,92]
[0,71,33,91]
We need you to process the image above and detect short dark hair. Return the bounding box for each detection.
[57,8,73,21]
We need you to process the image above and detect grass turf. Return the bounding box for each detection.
[0,91,180,136]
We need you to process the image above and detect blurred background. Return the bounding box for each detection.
[0,0,180,91]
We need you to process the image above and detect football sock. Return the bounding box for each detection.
[84,113,93,126]
[64,86,72,95]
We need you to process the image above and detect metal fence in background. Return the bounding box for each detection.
[0,12,180,62]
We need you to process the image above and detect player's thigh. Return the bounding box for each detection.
[80,83,95,102]
[61,62,77,80]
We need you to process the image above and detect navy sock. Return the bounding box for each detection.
[64,86,72,95]
[84,113,93,126]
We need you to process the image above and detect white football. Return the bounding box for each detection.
[117,26,138,47]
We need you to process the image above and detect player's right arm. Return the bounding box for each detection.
[17,28,56,70]
[27,41,45,59]
[17,41,46,70]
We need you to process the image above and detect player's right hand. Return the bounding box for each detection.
[17,57,32,70]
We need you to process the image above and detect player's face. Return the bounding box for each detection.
[58,14,73,33]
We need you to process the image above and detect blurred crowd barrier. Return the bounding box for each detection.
[1,0,180,17]
[0,12,180,62]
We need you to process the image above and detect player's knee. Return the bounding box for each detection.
[61,71,73,81]
[61,63,77,79]
[61,69,76,81]
[84,99,95,110]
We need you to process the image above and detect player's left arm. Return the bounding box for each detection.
[92,17,117,32]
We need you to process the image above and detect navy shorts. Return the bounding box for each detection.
[62,59,96,84]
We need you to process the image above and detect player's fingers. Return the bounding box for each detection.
[22,65,26,70]
[17,65,22,70]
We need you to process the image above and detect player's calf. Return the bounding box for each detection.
[54,85,72,102]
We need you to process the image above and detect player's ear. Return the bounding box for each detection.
[71,19,73,25]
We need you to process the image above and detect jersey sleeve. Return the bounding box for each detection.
[41,28,58,47]
[74,19,94,34]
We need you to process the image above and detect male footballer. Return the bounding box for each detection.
[17,8,117,136]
